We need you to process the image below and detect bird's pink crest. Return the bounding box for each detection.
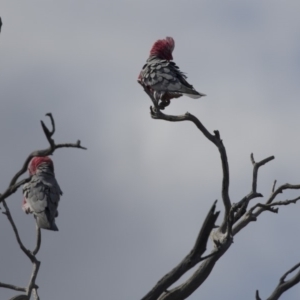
[149,37,175,60]
[28,156,54,175]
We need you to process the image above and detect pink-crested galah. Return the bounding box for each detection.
[22,156,62,231]
[138,37,205,108]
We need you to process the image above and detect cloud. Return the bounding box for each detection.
[1,1,300,299]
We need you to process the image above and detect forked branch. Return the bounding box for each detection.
[1,201,40,299]
[0,113,86,205]
[256,263,300,300]
[141,86,230,231]
[1,113,86,299]
[141,89,300,299]
[141,201,220,300]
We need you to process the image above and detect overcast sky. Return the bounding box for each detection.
[1,1,300,299]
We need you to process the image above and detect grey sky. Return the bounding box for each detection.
[1,1,300,299]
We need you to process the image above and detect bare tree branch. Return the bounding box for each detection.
[141,201,220,300]
[32,288,40,300]
[231,158,300,236]
[0,179,31,207]
[139,83,231,226]
[248,196,300,215]
[272,180,277,193]
[1,113,86,299]
[251,154,275,193]
[0,282,26,292]
[233,190,300,236]
[158,205,237,300]
[255,290,262,300]
[280,263,300,283]
[266,183,300,205]
[0,113,86,205]
[158,240,231,300]
[139,92,243,299]
[255,263,300,300]
[8,295,29,300]
[2,200,41,299]
[148,106,230,232]
[9,113,86,186]
[233,154,274,224]
[141,87,300,299]
[2,200,34,262]
[32,225,41,256]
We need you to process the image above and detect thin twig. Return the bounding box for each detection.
[32,224,41,256]
[280,263,300,283]
[266,183,300,205]
[233,185,300,236]
[272,180,277,193]
[264,263,300,300]
[233,154,274,224]
[250,197,300,216]
[157,239,231,300]
[8,295,29,300]
[13,113,87,187]
[2,200,41,298]
[255,290,262,300]
[252,155,275,193]
[232,154,277,235]
[0,282,26,292]
[1,113,86,205]
[2,200,34,262]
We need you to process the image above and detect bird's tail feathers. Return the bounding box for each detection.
[179,84,206,99]
[183,92,206,99]
[35,212,59,231]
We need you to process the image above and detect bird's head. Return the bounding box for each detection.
[149,37,175,60]
[28,156,54,175]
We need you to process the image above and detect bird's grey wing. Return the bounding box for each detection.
[161,61,204,97]
[141,57,182,92]
[23,175,61,230]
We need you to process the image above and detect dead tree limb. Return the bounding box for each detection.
[255,263,300,300]
[141,201,220,300]
[233,153,274,223]
[1,113,86,299]
[0,282,26,293]
[1,201,40,299]
[233,182,300,236]
[137,92,234,299]
[139,83,230,233]
[140,88,300,299]
[0,113,86,205]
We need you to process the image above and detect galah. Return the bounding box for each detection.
[138,37,205,109]
[22,156,62,231]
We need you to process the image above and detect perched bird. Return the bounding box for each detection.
[22,156,62,231]
[138,37,205,109]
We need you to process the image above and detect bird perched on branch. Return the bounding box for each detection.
[138,36,205,109]
[22,156,62,231]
